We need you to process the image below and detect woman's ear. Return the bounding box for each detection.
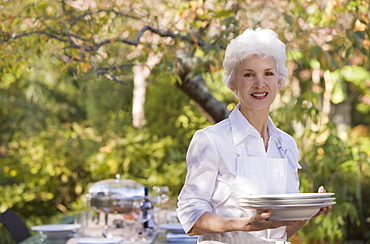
[277,79,283,89]
[230,80,237,91]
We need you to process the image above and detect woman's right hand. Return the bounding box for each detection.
[188,211,301,236]
[243,210,301,231]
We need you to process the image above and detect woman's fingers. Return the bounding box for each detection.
[252,211,303,229]
[259,211,272,220]
[311,209,324,219]
[311,206,331,219]
[318,186,326,193]
[311,186,332,219]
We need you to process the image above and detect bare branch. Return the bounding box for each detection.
[68,9,140,28]
[96,70,128,85]
[2,26,214,52]
[97,64,135,72]
[135,25,210,47]
[94,25,213,50]
[1,30,70,43]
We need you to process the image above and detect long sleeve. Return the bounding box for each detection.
[176,130,220,233]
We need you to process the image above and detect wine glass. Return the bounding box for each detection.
[151,186,169,207]
[151,186,169,226]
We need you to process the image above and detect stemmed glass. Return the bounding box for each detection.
[151,186,169,226]
[151,186,169,207]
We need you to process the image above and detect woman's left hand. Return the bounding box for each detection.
[286,219,307,237]
[310,186,332,219]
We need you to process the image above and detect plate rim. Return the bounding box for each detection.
[31,224,81,232]
[240,193,335,200]
[159,222,184,230]
[240,197,336,205]
[240,201,336,209]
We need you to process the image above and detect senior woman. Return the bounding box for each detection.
[176,28,331,244]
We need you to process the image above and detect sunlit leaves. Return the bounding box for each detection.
[341,65,370,88]
[79,62,92,73]
[0,0,370,242]
[287,50,303,61]
[214,9,234,18]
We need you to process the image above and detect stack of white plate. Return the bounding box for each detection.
[240,193,336,221]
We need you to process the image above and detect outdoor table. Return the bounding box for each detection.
[21,232,197,244]
[20,215,197,244]
[20,229,197,244]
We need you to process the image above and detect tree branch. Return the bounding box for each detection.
[176,74,229,123]
[1,30,70,43]
[96,70,128,85]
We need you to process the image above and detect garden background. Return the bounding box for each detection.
[0,0,369,243]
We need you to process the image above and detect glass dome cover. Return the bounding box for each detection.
[86,175,145,213]
[88,174,144,199]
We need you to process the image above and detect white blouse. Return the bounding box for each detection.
[177,104,302,234]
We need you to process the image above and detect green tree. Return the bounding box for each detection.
[1,0,369,243]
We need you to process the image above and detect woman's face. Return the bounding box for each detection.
[230,55,282,115]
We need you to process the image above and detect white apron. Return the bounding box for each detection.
[198,139,292,244]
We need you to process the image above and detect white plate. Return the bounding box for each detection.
[240,197,336,205]
[166,233,197,242]
[241,193,335,200]
[31,224,81,232]
[241,205,323,221]
[240,201,336,209]
[240,202,336,221]
[78,237,123,244]
[159,223,185,234]
[269,207,320,221]
[31,224,81,239]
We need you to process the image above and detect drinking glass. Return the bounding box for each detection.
[151,186,169,207]
[151,186,170,226]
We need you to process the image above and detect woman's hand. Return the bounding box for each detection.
[187,211,301,236]
[245,210,302,232]
[286,219,307,237]
[310,186,332,219]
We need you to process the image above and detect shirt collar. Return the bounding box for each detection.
[267,116,282,140]
[229,104,282,146]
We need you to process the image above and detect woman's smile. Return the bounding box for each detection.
[251,92,268,99]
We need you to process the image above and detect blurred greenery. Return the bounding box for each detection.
[1,0,370,243]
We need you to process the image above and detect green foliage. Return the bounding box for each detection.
[0,0,369,243]
[272,100,370,243]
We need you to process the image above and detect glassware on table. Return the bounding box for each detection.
[151,186,170,207]
[151,185,170,226]
[74,211,88,237]
[122,215,138,241]
[133,195,154,241]
[116,196,153,241]
[86,174,145,237]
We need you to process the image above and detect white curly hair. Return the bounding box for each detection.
[223,27,288,94]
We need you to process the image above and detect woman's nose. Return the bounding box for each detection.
[254,77,265,88]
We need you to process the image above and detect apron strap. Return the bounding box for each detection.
[275,137,302,169]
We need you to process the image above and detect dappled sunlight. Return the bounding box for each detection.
[0,0,369,242]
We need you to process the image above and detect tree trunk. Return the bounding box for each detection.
[176,73,230,124]
[132,53,162,128]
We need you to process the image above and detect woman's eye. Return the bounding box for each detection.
[244,73,254,77]
[265,72,274,76]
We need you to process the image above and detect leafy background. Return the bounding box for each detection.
[1,0,369,243]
